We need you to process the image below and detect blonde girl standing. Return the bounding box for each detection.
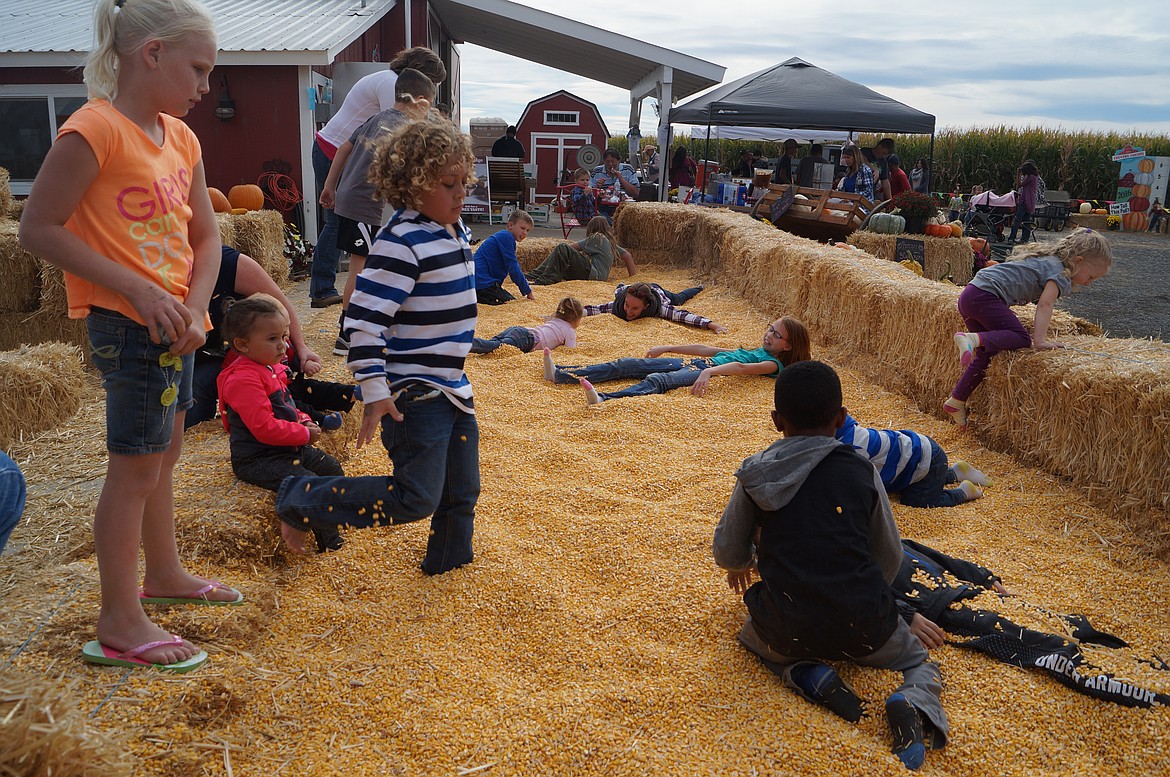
[20,0,238,673]
[944,228,1112,429]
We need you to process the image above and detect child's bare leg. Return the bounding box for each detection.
[341,254,366,308]
[93,449,199,665]
[140,411,239,601]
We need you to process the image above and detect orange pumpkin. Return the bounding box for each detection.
[949,223,963,238]
[1128,196,1149,213]
[228,183,265,211]
[1132,184,1151,198]
[1122,211,1148,231]
[1138,158,1155,173]
[926,223,949,238]
[208,187,232,213]
[968,237,989,254]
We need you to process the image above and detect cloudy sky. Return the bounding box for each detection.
[456,0,1169,138]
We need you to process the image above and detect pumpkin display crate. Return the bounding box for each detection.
[750,184,872,243]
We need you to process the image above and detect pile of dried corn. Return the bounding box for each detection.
[1,268,1168,775]
[616,203,1170,548]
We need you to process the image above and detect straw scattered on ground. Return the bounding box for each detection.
[1,265,1168,776]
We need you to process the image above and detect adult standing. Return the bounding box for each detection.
[1009,160,1040,243]
[796,144,825,188]
[669,145,698,189]
[641,145,660,181]
[887,154,912,199]
[910,158,931,194]
[773,139,799,185]
[836,144,875,203]
[491,125,526,159]
[308,47,446,308]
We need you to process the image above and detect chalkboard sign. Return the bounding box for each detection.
[770,186,797,222]
[895,237,925,272]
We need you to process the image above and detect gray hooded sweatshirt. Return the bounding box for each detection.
[713,435,903,659]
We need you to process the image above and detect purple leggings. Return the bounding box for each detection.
[950,285,1031,401]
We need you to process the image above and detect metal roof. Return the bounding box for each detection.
[0,0,398,66]
[429,0,723,100]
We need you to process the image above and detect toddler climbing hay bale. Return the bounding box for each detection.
[0,342,86,447]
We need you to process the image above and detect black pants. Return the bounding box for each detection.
[476,284,516,306]
[288,375,355,424]
[233,446,345,551]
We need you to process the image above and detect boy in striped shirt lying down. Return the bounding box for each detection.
[836,414,988,508]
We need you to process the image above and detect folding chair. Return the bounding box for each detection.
[485,156,527,225]
[555,184,600,238]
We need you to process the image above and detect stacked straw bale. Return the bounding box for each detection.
[0,221,42,313]
[615,202,1170,547]
[227,210,287,286]
[0,342,86,447]
[847,230,975,285]
[0,166,12,221]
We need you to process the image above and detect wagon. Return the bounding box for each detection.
[1035,190,1071,232]
[751,184,872,243]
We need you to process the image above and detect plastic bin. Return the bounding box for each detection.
[695,160,719,192]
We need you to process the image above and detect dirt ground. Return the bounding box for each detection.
[1055,229,1169,341]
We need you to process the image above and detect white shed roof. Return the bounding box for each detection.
[0,0,399,67]
[0,0,724,100]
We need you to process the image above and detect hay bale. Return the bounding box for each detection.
[215,211,236,247]
[513,237,566,272]
[8,198,24,221]
[0,342,86,447]
[0,221,42,313]
[0,670,133,777]
[0,167,12,222]
[227,210,286,287]
[847,230,975,285]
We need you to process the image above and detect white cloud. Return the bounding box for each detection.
[456,0,1170,136]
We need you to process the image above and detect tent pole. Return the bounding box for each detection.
[704,117,713,196]
[927,132,936,195]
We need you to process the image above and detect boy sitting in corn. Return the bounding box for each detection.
[712,361,948,771]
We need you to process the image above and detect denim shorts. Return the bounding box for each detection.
[86,307,194,455]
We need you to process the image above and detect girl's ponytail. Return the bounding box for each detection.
[83,0,122,101]
[554,297,584,324]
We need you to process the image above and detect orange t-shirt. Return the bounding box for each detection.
[58,100,203,324]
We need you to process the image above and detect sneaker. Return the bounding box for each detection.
[313,528,345,553]
[311,293,344,308]
[332,335,349,356]
[784,661,866,723]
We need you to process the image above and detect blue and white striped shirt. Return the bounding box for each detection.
[345,209,477,413]
[835,414,932,492]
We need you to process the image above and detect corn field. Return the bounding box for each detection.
[613,128,1170,202]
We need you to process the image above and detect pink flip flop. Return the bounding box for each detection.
[81,635,208,673]
[139,578,244,606]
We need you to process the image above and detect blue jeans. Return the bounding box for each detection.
[1008,206,1033,242]
[658,285,703,306]
[310,141,342,299]
[86,308,194,454]
[898,439,964,508]
[0,450,26,554]
[471,326,535,354]
[553,356,712,400]
[275,385,480,575]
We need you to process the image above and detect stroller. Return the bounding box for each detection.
[964,190,1021,257]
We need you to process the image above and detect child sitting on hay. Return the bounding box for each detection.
[836,414,988,507]
[713,361,948,771]
[217,294,345,553]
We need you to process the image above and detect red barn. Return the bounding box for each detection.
[515,91,610,205]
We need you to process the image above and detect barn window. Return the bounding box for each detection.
[543,111,580,126]
[0,89,87,194]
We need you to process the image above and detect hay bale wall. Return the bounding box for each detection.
[0,211,284,350]
[615,202,1170,544]
[0,342,86,447]
[847,230,975,285]
[0,167,12,221]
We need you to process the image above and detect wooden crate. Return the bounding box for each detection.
[751,184,871,242]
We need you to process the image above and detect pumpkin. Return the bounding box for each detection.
[968,237,988,254]
[1122,211,1148,231]
[208,187,232,213]
[230,207,249,215]
[868,212,905,234]
[1133,184,1151,198]
[949,222,963,238]
[1092,208,1108,215]
[228,183,265,211]
[1078,202,1092,214]
[1128,196,1150,213]
[925,223,950,238]
[1138,158,1155,173]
